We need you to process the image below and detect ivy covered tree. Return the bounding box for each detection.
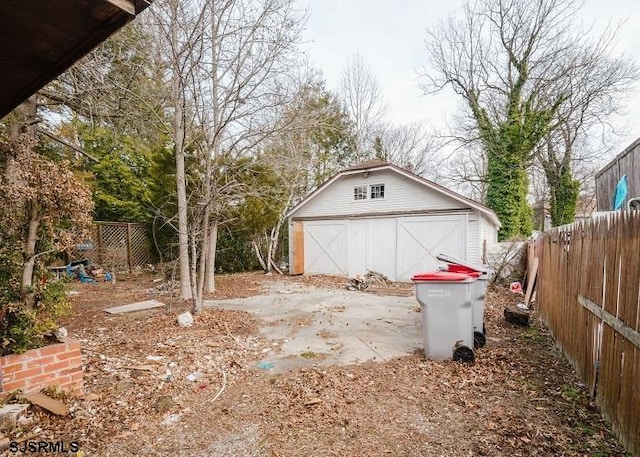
[423,0,637,238]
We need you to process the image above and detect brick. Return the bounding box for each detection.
[56,350,82,361]
[39,344,67,356]
[2,362,24,374]
[25,356,55,369]
[1,353,27,366]
[66,342,81,352]
[70,371,84,381]
[1,379,26,391]
[25,392,69,416]
[44,360,70,372]
[62,357,83,369]
[26,372,57,387]
[61,365,82,376]
[15,367,42,379]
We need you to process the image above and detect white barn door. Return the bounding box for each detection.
[302,215,466,281]
[366,218,397,279]
[396,215,467,280]
[304,220,348,275]
[347,218,397,280]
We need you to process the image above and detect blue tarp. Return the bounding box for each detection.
[613,175,628,211]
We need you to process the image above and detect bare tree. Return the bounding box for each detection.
[372,123,438,177]
[194,0,305,300]
[339,52,387,161]
[145,0,209,300]
[251,76,355,273]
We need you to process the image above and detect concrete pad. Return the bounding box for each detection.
[105,299,166,314]
[205,281,422,373]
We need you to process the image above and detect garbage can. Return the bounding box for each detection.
[411,271,476,363]
[436,254,494,349]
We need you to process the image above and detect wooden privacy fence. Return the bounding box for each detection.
[70,222,153,274]
[537,211,640,456]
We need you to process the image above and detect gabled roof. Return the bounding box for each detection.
[287,161,501,228]
[344,158,388,171]
[1,0,151,119]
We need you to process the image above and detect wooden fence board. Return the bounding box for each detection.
[537,211,640,456]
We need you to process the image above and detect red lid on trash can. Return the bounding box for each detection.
[436,253,491,274]
[447,264,475,274]
[411,271,474,282]
[447,265,481,277]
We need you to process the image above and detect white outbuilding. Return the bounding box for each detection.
[287,160,501,281]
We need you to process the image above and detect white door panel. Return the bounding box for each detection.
[366,218,397,280]
[304,221,347,275]
[396,215,466,280]
[347,219,367,277]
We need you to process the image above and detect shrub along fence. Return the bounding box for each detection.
[537,211,640,456]
[69,222,153,275]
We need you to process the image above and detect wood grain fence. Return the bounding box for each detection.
[70,222,153,274]
[537,211,640,456]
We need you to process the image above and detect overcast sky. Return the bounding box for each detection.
[295,0,640,163]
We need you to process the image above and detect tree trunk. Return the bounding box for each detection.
[11,97,39,307]
[266,228,274,273]
[204,222,217,293]
[171,8,192,300]
[204,0,221,294]
[252,239,267,271]
[189,227,200,310]
[545,163,580,227]
[194,206,210,312]
[21,201,39,307]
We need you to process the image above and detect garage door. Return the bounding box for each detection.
[301,214,467,281]
[304,220,348,275]
[396,215,466,280]
[347,218,397,279]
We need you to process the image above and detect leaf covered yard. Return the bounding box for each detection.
[1,273,626,456]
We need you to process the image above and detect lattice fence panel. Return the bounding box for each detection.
[68,222,152,274]
[99,224,130,272]
[129,224,153,268]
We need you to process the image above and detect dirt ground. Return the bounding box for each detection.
[1,271,629,457]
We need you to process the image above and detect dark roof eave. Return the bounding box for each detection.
[0,0,151,119]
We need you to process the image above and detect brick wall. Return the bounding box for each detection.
[0,341,83,396]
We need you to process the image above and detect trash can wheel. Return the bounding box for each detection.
[473,331,486,349]
[452,345,475,364]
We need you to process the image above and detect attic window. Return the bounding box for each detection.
[354,186,367,200]
[370,184,385,199]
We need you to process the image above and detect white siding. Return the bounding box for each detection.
[480,215,498,244]
[294,169,467,218]
[467,214,479,263]
[477,215,499,262]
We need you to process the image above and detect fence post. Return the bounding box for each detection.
[126,223,133,274]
